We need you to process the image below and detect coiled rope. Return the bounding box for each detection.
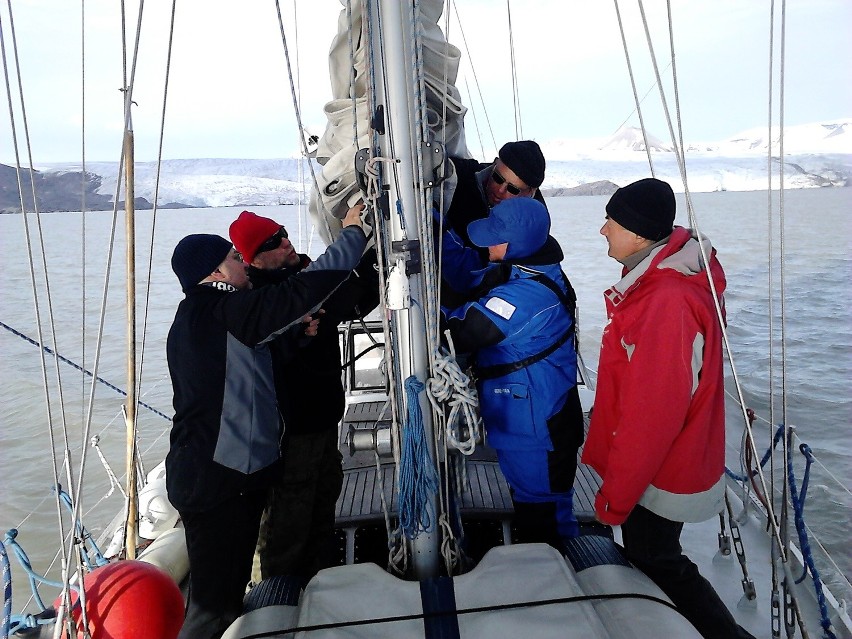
[398,377,439,539]
[426,333,481,456]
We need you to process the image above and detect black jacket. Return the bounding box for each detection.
[165,227,367,512]
[248,248,380,436]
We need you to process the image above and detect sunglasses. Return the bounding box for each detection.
[256,227,289,255]
[490,168,527,196]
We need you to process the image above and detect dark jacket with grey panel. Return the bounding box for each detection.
[165,226,367,512]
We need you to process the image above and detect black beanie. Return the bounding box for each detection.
[171,234,233,292]
[605,178,676,241]
[498,140,546,188]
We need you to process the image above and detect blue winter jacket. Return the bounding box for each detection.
[441,229,578,450]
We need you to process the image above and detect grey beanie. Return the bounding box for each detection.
[171,234,233,292]
[605,178,675,241]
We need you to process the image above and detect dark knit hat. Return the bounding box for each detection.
[605,178,676,241]
[468,197,550,259]
[498,140,546,189]
[229,210,281,264]
[171,234,233,292]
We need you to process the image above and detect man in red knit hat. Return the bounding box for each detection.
[229,207,378,587]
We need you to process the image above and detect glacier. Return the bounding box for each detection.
[38,120,850,208]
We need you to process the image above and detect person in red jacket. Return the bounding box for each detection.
[581,178,754,639]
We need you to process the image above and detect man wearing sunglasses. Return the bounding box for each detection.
[229,205,379,587]
[443,139,547,253]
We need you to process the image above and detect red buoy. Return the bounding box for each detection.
[54,560,184,638]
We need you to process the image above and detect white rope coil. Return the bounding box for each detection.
[426,334,481,456]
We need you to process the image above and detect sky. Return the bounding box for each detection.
[1,0,849,163]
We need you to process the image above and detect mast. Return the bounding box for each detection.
[123,125,139,559]
[371,0,440,578]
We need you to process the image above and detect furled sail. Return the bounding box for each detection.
[309,0,471,244]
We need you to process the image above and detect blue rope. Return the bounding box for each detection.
[0,320,171,421]
[398,376,439,539]
[2,484,101,616]
[787,438,836,639]
[56,486,108,570]
[3,530,80,636]
[725,422,785,481]
[1,539,11,639]
[3,529,65,611]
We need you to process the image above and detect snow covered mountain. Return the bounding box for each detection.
[39,120,850,208]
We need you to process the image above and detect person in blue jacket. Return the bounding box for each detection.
[440,197,584,550]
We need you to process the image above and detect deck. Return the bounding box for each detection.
[336,400,601,525]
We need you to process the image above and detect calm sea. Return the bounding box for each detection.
[1,188,850,612]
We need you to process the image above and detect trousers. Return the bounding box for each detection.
[178,489,266,639]
[253,428,344,583]
[621,505,756,639]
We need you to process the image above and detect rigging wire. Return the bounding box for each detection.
[765,0,783,621]
[450,2,496,153]
[505,0,522,139]
[272,0,329,246]
[611,0,655,174]
[0,2,80,628]
[615,3,821,631]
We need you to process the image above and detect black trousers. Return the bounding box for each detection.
[178,489,267,639]
[256,428,344,581]
[621,505,756,639]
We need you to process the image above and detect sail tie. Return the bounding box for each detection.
[398,377,439,539]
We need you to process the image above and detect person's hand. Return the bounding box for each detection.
[302,312,322,337]
[342,202,366,229]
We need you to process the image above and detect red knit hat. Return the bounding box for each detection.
[229,211,281,263]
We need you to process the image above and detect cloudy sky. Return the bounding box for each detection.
[1,0,849,163]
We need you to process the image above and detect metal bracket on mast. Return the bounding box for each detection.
[371,105,386,135]
[391,239,422,276]
[420,140,447,189]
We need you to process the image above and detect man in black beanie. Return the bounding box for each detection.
[166,206,366,639]
[443,139,547,252]
[582,178,755,639]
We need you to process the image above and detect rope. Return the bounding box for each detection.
[1,539,10,639]
[55,486,108,571]
[425,336,481,456]
[3,530,69,612]
[0,320,172,421]
[398,377,439,539]
[236,591,683,639]
[787,441,836,639]
[725,422,785,482]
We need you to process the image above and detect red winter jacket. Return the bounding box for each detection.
[581,227,728,526]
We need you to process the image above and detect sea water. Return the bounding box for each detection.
[1,188,850,614]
